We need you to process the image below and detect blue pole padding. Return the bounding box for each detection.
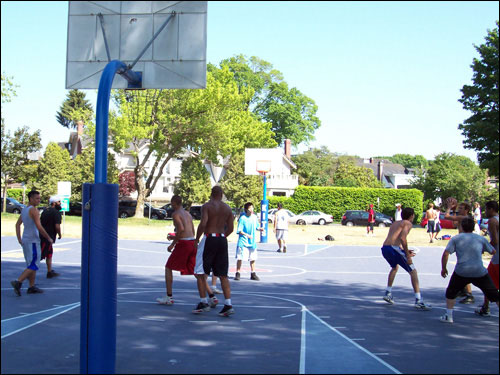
[260,200,269,243]
[95,60,128,184]
[80,183,119,374]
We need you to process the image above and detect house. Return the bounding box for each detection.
[358,158,416,189]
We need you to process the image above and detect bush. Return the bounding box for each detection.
[268,186,423,223]
[6,188,24,203]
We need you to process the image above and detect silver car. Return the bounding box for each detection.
[268,208,297,224]
[294,210,333,225]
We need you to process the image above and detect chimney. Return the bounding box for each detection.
[377,161,384,182]
[77,120,84,136]
[284,139,291,159]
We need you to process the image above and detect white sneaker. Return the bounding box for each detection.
[156,296,174,305]
[414,299,431,310]
[383,292,394,304]
[440,314,453,323]
[209,296,219,308]
[212,287,223,294]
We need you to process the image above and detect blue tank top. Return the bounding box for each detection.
[21,205,40,242]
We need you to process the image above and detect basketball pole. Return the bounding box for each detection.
[81,60,141,374]
[260,173,269,243]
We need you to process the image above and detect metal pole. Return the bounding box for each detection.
[260,174,269,243]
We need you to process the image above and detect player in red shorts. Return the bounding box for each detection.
[475,201,499,317]
[156,195,218,308]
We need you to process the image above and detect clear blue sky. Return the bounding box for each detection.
[2,1,498,162]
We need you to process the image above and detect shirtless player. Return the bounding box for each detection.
[193,186,235,317]
[381,207,431,310]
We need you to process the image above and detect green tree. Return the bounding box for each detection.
[108,66,275,218]
[173,157,211,207]
[458,21,499,176]
[69,148,119,202]
[32,142,72,202]
[1,73,18,105]
[333,162,384,188]
[1,124,42,211]
[220,152,263,210]
[56,89,94,130]
[375,154,429,169]
[292,147,337,186]
[217,54,321,146]
[411,152,488,203]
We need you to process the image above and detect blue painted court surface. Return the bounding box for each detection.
[1,236,498,374]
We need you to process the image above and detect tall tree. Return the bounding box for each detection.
[173,157,211,207]
[220,152,263,210]
[374,154,429,169]
[1,124,42,211]
[292,147,337,186]
[108,66,276,218]
[458,21,499,176]
[411,152,488,203]
[332,162,384,188]
[217,55,321,146]
[56,89,94,130]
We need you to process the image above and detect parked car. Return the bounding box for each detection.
[341,210,393,227]
[294,210,333,225]
[267,208,297,224]
[118,200,167,220]
[420,213,456,230]
[189,205,203,220]
[68,201,83,216]
[160,203,174,218]
[0,197,26,214]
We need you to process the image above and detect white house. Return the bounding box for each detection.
[358,158,416,189]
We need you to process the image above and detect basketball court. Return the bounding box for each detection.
[2,236,498,374]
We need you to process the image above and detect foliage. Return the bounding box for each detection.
[216,54,320,146]
[411,152,488,203]
[220,152,263,210]
[119,171,136,197]
[268,185,424,223]
[109,66,275,218]
[458,21,499,176]
[1,73,18,105]
[1,124,42,212]
[332,162,384,188]
[56,89,94,130]
[374,154,429,169]
[6,188,23,202]
[69,148,120,202]
[173,157,211,207]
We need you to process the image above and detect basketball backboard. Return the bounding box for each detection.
[66,1,207,89]
[245,148,278,176]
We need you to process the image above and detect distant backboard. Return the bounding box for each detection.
[66,1,207,89]
[245,148,280,176]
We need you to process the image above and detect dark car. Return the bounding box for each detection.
[68,201,83,216]
[189,205,202,220]
[0,197,26,214]
[118,200,167,220]
[160,203,174,218]
[341,210,393,227]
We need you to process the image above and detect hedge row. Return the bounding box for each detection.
[4,188,24,203]
[268,186,424,222]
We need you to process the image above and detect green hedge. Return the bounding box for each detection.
[268,186,423,223]
[6,189,24,203]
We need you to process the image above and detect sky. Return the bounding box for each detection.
[1,1,499,162]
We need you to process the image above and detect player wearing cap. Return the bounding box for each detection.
[40,195,62,278]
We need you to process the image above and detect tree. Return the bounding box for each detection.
[220,152,263,210]
[108,66,275,218]
[217,55,321,146]
[119,171,136,197]
[1,124,42,211]
[292,147,337,186]
[374,154,429,170]
[32,142,72,202]
[458,21,499,176]
[56,89,94,130]
[1,73,18,104]
[411,152,488,203]
[332,162,384,188]
[173,157,211,207]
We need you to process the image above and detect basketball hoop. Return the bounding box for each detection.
[256,160,271,176]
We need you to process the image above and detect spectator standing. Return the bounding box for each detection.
[40,196,62,278]
[367,204,376,236]
[439,217,498,323]
[11,191,53,296]
[394,203,402,221]
[425,203,437,243]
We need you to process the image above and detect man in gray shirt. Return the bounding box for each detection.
[440,217,499,323]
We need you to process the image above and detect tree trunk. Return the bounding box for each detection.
[134,165,146,218]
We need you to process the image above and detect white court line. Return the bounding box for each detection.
[241,318,266,322]
[2,239,82,253]
[139,317,165,322]
[281,314,296,318]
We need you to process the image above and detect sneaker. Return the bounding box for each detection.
[192,302,210,314]
[209,296,219,308]
[218,304,235,317]
[440,314,453,323]
[212,287,223,294]
[414,299,431,310]
[459,295,475,304]
[27,285,44,294]
[156,296,174,305]
[234,272,240,281]
[11,280,22,296]
[283,247,287,253]
[47,270,60,278]
[383,291,394,304]
[456,289,467,298]
[276,249,282,253]
[250,272,260,281]
[474,305,491,317]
